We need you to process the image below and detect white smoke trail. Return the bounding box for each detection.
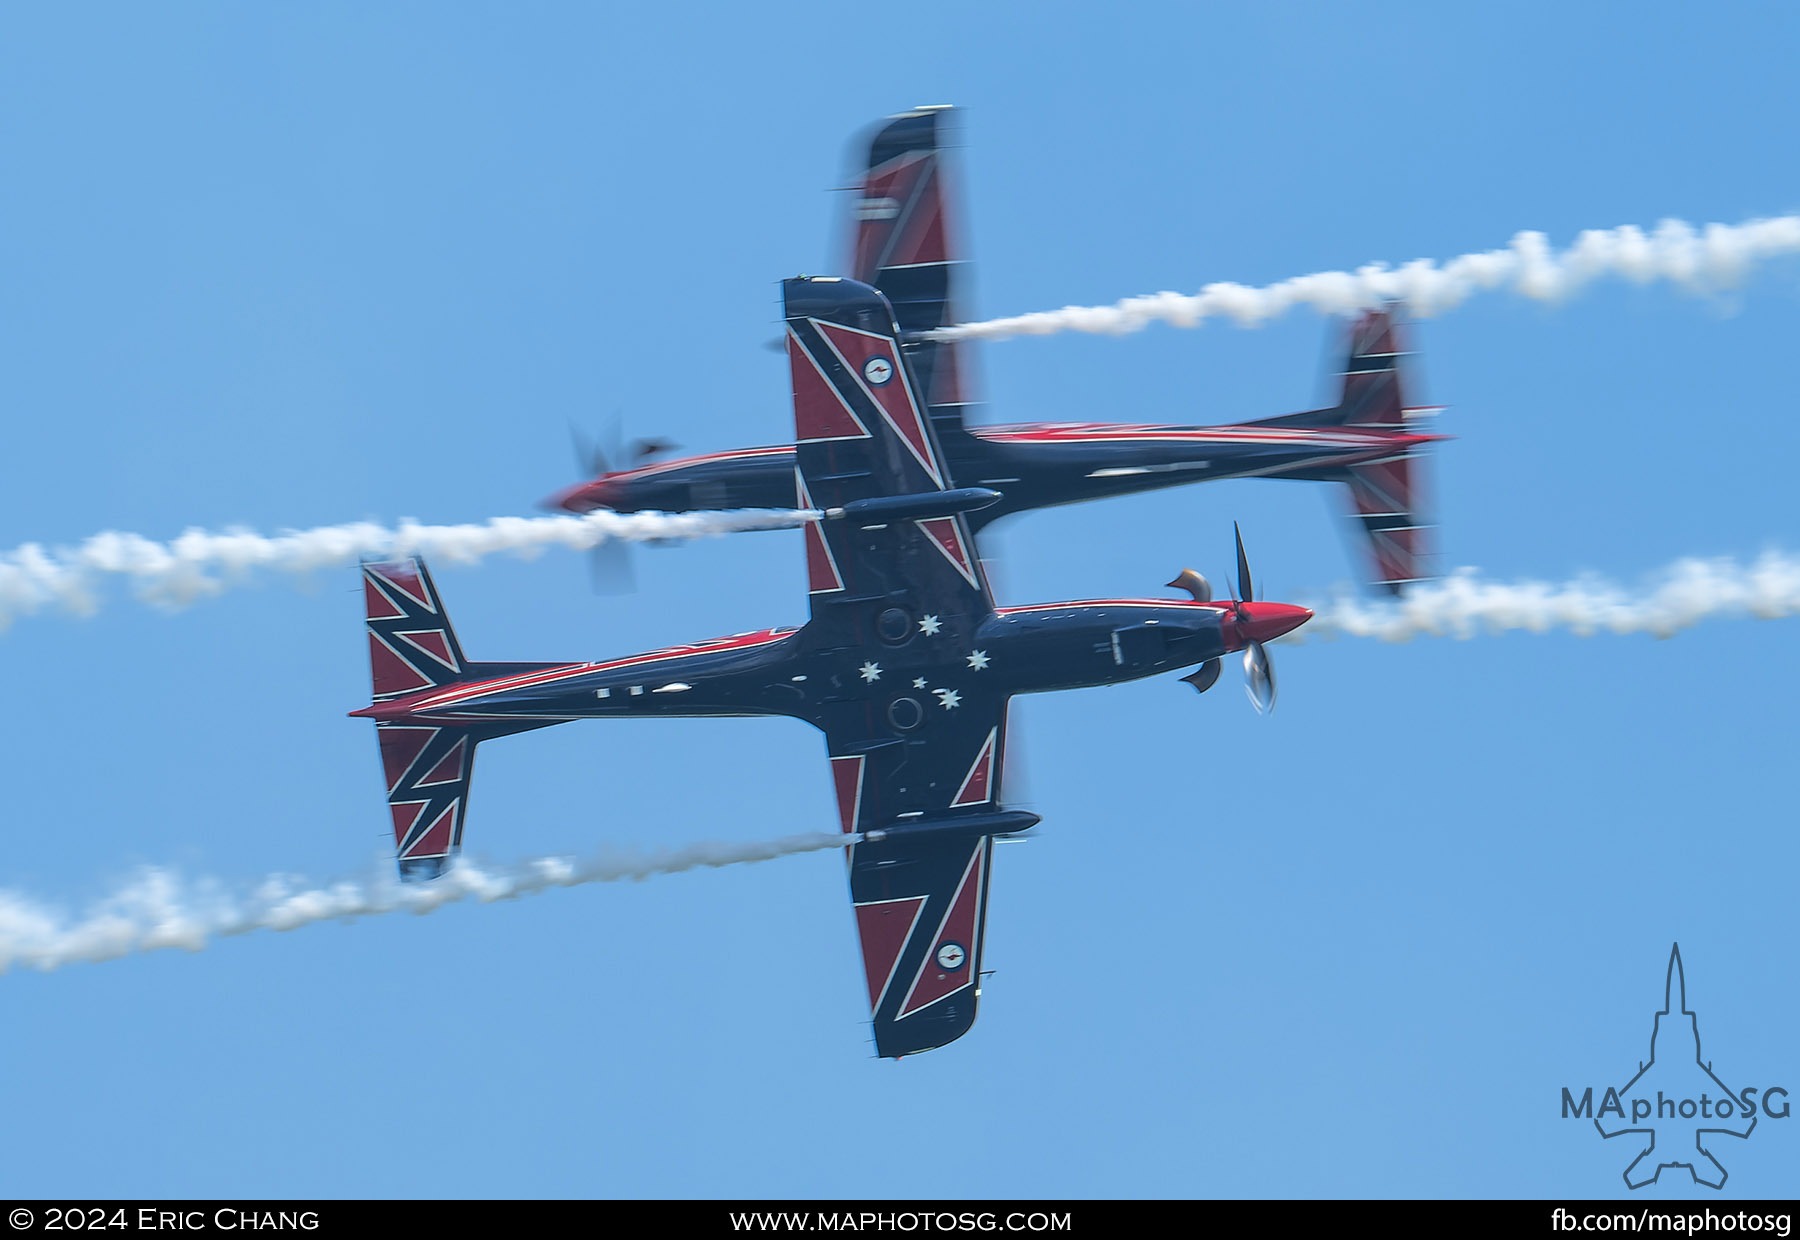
[0,508,814,633]
[935,214,1800,342]
[1306,549,1800,642]
[0,831,851,974]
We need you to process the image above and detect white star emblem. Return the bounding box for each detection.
[966,650,990,671]
[933,687,962,710]
[913,677,928,689]
[918,615,942,636]
[859,661,882,683]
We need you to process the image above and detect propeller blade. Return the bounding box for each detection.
[1180,658,1222,694]
[603,415,627,477]
[1166,568,1212,604]
[1243,640,1276,714]
[570,422,610,476]
[587,538,636,595]
[1234,520,1255,604]
[572,420,675,479]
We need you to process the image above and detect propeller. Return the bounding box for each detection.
[570,419,677,478]
[1242,638,1276,715]
[565,420,679,594]
[1226,522,1277,714]
[1171,523,1303,714]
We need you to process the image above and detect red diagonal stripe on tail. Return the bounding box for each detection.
[401,803,458,859]
[378,726,436,793]
[369,633,434,698]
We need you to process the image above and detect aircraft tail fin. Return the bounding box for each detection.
[1257,307,1440,593]
[356,559,562,879]
[1332,308,1437,593]
[1259,305,1423,431]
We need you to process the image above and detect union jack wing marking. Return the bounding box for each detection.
[949,728,998,808]
[852,146,948,279]
[897,845,985,1018]
[813,320,944,488]
[796,470,845,595]
[788,330,871,444]
[830,753,866,834]
[914,516,981,590]
[855,896,929,1014]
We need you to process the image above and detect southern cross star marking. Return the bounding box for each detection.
[912,677,928,689]
[966,650,990,671]
[933,687,962,710]
[918,615,942,636]
[859,661,882,683]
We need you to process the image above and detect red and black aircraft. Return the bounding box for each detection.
[546,107,1443,594]
[355,276,1313,1058]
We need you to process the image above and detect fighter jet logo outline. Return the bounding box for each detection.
[1592,943,1757,1190]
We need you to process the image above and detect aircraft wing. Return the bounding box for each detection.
[846,107,974,441]
[784,276,992,643]
[821,697,1013,1059]
[785,274,1012,1057]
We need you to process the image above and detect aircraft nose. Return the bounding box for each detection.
[1236,602,1313,646]
[541,478,619,514]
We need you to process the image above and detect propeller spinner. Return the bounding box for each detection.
[1171,524,1311,712]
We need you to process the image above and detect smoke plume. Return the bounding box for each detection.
[0,831,850,973]
[934,215,1800,342]
[1308,550,1800,641]
[0,508,813,632]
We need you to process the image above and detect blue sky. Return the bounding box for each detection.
[2,3,1796,1199]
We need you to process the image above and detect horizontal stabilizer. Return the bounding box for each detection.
[363,560,470,698]
[357,558,559,878]
[1256,308,1441,593]
[1343,452,1434,594]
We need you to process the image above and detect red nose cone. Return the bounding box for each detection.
[1230,602,1313,648]
[541,478,619,514]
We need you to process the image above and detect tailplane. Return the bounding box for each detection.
[1334,308,1437,594]
[356,559,562,879]
[1261,306,1440,593]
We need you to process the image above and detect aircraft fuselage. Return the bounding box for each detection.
[546,421,1434,528]
[351,597,1310,732]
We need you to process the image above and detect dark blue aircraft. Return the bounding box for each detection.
[548,107,1443,594]
[354,276,1312,1058]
